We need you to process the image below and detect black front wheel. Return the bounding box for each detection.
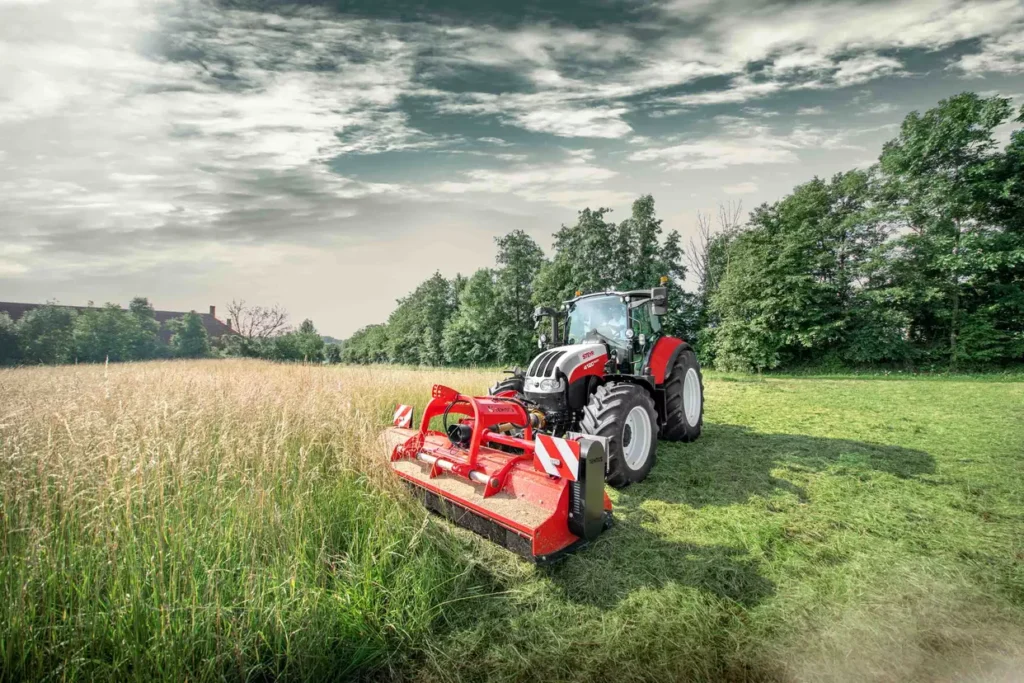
[488,374,524,397]
[580,383,658,488]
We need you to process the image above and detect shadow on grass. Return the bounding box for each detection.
[547,424,933,609]
[636,423,936,508]
[547,520,776,610]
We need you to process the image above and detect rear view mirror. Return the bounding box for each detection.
[651,286,668,316]
[534,306,552,329]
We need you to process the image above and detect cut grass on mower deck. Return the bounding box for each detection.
[1,361,1022,682]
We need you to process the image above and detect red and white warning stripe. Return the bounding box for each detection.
[393,404,414,428]
[533,434,580,481]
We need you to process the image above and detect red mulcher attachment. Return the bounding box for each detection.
[383,384,612,562]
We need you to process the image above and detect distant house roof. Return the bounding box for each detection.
[0,302,234,341]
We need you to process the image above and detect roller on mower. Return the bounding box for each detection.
[382,282,703,562]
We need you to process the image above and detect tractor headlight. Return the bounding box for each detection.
[526,377,565,393]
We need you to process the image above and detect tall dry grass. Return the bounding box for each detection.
[0,359,496,681]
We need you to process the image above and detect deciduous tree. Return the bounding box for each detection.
[17,303,77,364]
[168,311,211,358]
[227,300,289,340]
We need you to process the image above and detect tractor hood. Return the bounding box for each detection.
[526,343,607,385]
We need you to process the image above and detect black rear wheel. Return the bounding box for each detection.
[580,383,658,488]
[662,347,703,442]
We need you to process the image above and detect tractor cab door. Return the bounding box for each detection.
[628,302,660,374]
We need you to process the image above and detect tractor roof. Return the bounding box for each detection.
[564,288,662,307]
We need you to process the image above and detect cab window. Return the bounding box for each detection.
[566,296,629,351]
[631,303,655,339]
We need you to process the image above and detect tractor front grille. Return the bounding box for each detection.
[528,349,566,378]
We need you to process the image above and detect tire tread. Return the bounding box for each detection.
[581,383,657,488]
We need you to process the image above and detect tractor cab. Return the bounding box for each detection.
[537,286,668,375]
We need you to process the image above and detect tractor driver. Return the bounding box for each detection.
[584,297,628,348]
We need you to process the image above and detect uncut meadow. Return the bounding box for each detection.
[2,359,1023,682]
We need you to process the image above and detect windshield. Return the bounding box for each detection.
[566,295,629,350]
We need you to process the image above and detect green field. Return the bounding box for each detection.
[2,362,1022,681]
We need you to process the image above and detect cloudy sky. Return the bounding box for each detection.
[2,0,1023,337]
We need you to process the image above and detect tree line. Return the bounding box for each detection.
[222,301,338,364]
[342,194,689,366]
[0,299,214,365]
[0,298,342,366]
[345,92,1023,372]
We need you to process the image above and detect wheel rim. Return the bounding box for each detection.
[622,405,652,470]
[683,368,701,427]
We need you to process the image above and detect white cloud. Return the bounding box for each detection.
[3,0,1024,284]
[514,105,632,138]
[723,181,758,194]
[636,0,1019,109]
[742,107,780,117]
[433,163,615,194]
[0,0,441,280]
[431,151,624,207]
[428,0,1022,136]
[863,102,898,115]
[797,106,826,115]
[698,0,1016,61]
[952,29,1024,75]
[831,54,904,87]
[564,148,596,162]
[664,76,784,106]
[628,117,863,170]
[628,137,799,170]
[437,90,634,138]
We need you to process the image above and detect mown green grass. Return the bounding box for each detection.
[2,363,1022,682]
[420,372,1024,682]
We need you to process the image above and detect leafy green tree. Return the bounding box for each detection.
[342,324,389,364]
[386,273,458,365]
[72,299,165,363]
[73,303,157,362]
[324,343,342,364]
[878,92,1017,368]
[168,311,211,358]
[619,194,665,289]
[686,205,744,362]
[269,333,302,361]
[17,304,77,364]
[128,297,163,358]
[494,230,545,363]
[0,313,20,365]
[709,171,887,370]
[533,207,618,307]
[295,319,325,362]
[443,268,502,365]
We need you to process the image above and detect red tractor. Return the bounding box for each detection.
[382,285,704,562]
[491,285,703,486]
